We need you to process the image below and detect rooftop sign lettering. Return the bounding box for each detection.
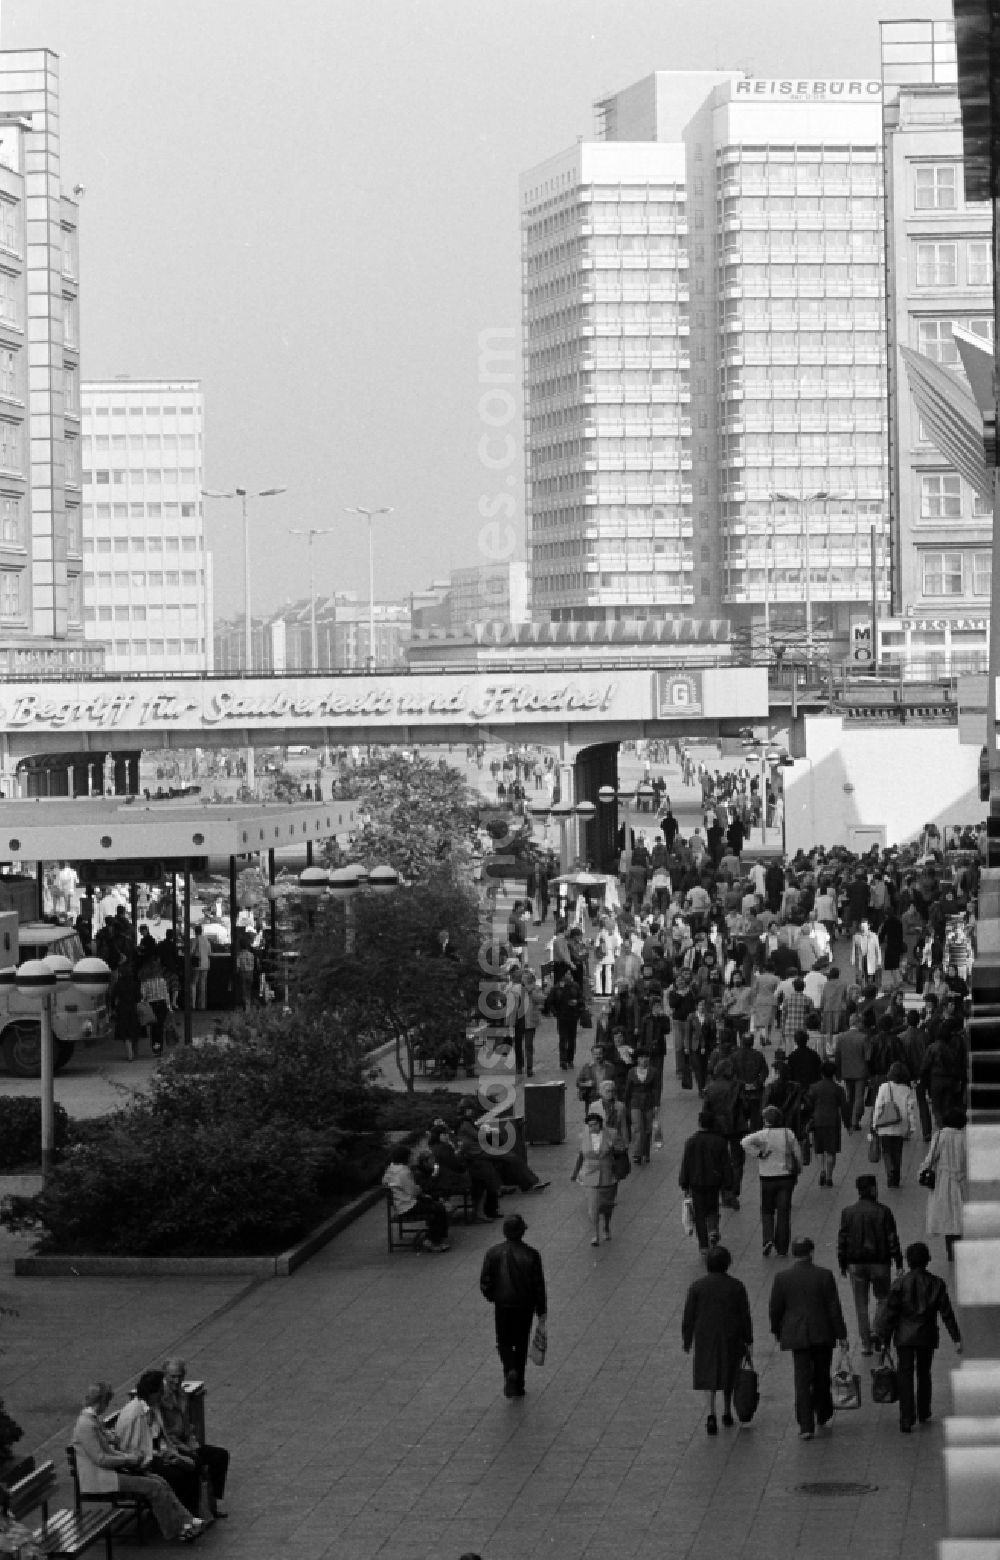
[734,79,882,99]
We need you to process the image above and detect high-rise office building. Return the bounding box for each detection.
[0,50,95,673]
[80,379,213,672]
[521,72,891,644]
[880,19,993,672]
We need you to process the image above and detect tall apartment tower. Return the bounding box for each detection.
[80,379,214,672]
[0,51,94,673]
[881,20,993,667]
[522,72,891,644]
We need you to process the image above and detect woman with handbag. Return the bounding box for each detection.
[872,1062,919,1189]
[681,1244,753,1435]
[920,1107,968,1262]
[570,1107,621,1247]
[740,1105,804,1257]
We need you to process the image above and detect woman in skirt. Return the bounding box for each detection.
[570,1107,620,1247]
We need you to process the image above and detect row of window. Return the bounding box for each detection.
[920,472,991,518]
[84,435,200,454]
[92,632,206,658]
[86,572,204,591]
[84,404,199,419]
[84,536,200,553]
[913,240,991,289]
[85,607,200,629]
[86,469,199,486]
[87,502,198,521]
[922,550,991,596]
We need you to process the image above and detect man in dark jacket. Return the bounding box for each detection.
[769,1235,849,1438]
[837,1174,903,1355]
[876,1240,962,1432]
[480,1214,548,1399]
[679,1109,733,1255]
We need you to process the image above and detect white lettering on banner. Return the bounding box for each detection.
[734,79,881,99]
[0,677,623,732]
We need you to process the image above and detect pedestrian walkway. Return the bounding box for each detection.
[1,1003,948,1560]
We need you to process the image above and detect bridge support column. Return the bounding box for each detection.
[573,742,620,874]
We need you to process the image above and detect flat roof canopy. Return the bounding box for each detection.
[0,798,360,864]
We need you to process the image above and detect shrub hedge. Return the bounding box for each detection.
[0,1016,474,1257]
[0,1097,70,1172]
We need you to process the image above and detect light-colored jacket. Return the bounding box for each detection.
[71,1407,135,1496]
[740,1125,803,1179]
[572,1127,617,1188]
[872,1079,918,1139]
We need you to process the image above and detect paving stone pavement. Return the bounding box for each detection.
[2,1007,951,1560]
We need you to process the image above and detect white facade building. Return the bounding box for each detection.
[522,72,892,645]
[80,379,213,673]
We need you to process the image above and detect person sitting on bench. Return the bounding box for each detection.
[455,1101,550,1194]
[382,1144,450,1252]
[116,1371,202,1518]
[160,1359,231,1519]
[71,1381,204,1544]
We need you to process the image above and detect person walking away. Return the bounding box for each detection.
[703,1058,747,1209]
[876,1241,962,1432]
[570,1107,620,1246]
[741,1105,803,1257]
[920,1108,968,1263]
[682,1246,753,1435]
[872,1061,919,1188]
[751,960,780,1047]
[479,1213,547,1399]
[544,968,584,1070]
[834,1009,871,1132]
[769,1236,849,1440]
[732,1031,768,1133]
[901,1010,933,1142]
[679,1109,734,1256]
[836,1174,903,1356]
[921,1018,967,1129]
[805,1061,850,1188]
[820,965,851,1041]
[536,861,550,924]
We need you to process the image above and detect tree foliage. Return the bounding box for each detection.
[324,750,480,880]
[292,865,483,1090]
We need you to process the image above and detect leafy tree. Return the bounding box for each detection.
[324,751,480,881]
[293,865,483,1090]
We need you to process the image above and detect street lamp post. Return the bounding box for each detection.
[203,483,287,791]
[289,527,335,670]
[344,506,393,671]
[772,489,850,670]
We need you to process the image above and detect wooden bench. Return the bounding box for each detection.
[0,1459,126,1560]
[385,1186,472,1252]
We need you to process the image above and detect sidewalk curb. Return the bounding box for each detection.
[13,1186,386,1279]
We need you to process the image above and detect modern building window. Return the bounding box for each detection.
[67,573,82,621]
[63,295,79,348]
[968,241,992,286]
[915,242,957,287]
[0,493,21,545]
[922,550,963,595]
[0,347,15,399]
[914,164,958,209]
[921,473,962,517]
[973,551,992,595]
[0,200,18,254]
[65,508,80,553]
[0,567,20,617]
[64,363,79,412]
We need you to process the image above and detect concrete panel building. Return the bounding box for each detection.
[80,379,213,673]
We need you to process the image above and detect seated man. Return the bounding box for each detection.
[455,1099,550,1194]
[71,1381,204,1544]
[381,1143,450,1252]
[160,1359,231,1519]
[116,1370,201,1518]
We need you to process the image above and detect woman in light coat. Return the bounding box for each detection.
[921,1107,968,1261]
[872,1060,919,1189]
[570,1107,619,1247]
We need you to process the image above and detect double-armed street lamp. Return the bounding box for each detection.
[202,484,287,790]
[288,526,336,670]
[765,488,850,668]
[344,506,393,672]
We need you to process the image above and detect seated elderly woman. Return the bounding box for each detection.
[382,1143,450,1252]
[159,1359,231,1519]
[455,1100,550,1194]
[71,1381,205,1544]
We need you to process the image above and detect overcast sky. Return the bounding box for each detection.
[10,0,952,617]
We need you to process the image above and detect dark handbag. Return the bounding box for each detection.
[867,1131,882,1164]
[612,1147,631,1181]
[681,1055,693,1090]
[732,1350,760,1424]
[579,1008,593,1030]
[799,1133,812,1167]
[871,1345,899,1405]
[918,1165,936,1189]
